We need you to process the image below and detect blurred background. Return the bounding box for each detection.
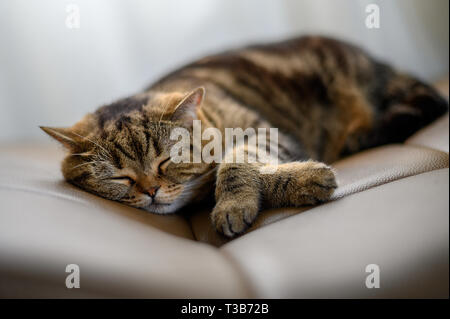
[0,0,448,143]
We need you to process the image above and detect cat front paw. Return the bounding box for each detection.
[294,161,337,204]
[211,199,259,237]
[308,162,337,199]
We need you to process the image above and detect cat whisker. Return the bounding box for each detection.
[68,151,94,157]
[158,99,171,129]
[69,160,102,171]
[69,131,112,158]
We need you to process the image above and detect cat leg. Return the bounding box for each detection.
[212,140,337,237]
[211,137,267,237]
[212,165,262,237]
[260,161,337,208]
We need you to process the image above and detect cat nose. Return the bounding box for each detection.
[147,186,160,198]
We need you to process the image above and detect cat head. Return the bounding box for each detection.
[41,87,214,214]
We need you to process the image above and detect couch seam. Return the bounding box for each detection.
[216,247,259,298]
[405,141,449,155]
[0,184,89,205]
[331,143,448,198]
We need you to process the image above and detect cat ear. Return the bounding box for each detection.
[40,126,81,151]
[171,87,205,126]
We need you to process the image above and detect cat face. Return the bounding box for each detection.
[41,88,213,214]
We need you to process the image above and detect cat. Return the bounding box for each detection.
[41,36,448,238]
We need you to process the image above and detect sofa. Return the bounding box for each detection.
[0,80,448,298]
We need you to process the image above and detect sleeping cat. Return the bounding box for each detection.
[41,36,448,237]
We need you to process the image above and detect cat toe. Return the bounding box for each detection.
[211,201,259,237]
[305,166,337,202]
[285,162,338,205]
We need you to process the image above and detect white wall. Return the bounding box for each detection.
[0,0,448,142]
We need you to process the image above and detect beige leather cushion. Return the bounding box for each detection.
[190,143,449,246]
[0,189,250,298]
[406,114,449,153]
[222,169,449,298]
[0,144,194,240]
[0,78,448,298]
[0,144,251,298]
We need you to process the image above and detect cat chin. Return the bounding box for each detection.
[142,202,180,215]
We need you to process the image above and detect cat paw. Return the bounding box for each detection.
[303,162,337,202]
[211,200,259,237]
[289,161,338,205]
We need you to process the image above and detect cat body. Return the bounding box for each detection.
[41,36,448,237]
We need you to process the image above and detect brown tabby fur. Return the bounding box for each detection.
[41,36,448,237]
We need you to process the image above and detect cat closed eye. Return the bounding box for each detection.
[158,157,171,174]
[109,176,136,185]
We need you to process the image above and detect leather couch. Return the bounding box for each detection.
[0,80,448,298]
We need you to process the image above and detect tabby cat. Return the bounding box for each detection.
[41,36,448,237]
